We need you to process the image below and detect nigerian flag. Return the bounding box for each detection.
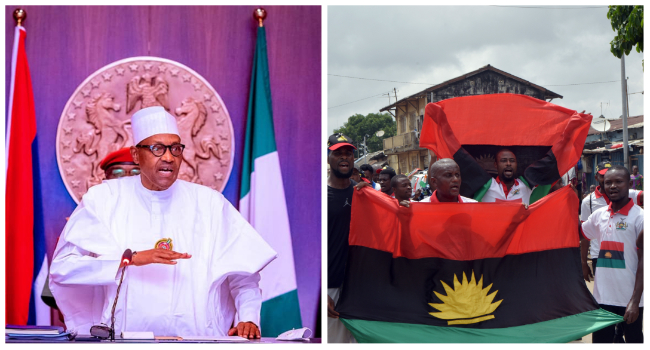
[239,24,302,337]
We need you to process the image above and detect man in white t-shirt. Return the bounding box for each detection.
[580,161,643,282]
[475,149,544,205]
[581,166,644,343]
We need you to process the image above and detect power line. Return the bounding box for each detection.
[491,5,608,9]
[544,80,620,87]
[328,74,433,85]
[328,92,389,109]
[330,73,625,87]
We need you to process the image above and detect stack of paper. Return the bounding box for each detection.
[6,325,73,341]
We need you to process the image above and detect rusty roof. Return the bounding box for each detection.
[379,64,563,112]
[588,115,644,135]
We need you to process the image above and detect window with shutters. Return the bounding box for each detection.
[409,113,416,132]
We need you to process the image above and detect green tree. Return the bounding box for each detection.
[333,112,396,156]
[607,5,643,65]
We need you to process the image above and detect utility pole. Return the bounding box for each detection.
[363,134,369,164]
[620,55,629,169]
[393,88,398,102]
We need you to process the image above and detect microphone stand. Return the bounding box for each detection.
[109,264,128,341]
[90,249,132,341]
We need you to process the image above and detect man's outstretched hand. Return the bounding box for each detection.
[228,321,261,339]
[131,249,191,266]
[355,181,370,190]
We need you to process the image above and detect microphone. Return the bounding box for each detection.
[120,249,133,268]
[91,249,132,341]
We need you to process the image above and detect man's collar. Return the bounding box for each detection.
[430,190,462,203]
[594,186,610,203]
[495,176,519,186]
[607,197,634,216]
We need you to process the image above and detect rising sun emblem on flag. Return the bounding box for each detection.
[429,271,503,325]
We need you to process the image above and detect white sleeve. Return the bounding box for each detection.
[629,189,642,205]
[580,211,600,241]
[50,241,122,286]
[50,191,123,286]
[209,193,277,328]
[580,195,591,222]
[635,210,644,237]
[228,272,263,327]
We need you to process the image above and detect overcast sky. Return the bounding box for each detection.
[328,5,644,135]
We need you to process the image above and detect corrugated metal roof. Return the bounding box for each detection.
[583,139,644,154]
[588,115,644,135]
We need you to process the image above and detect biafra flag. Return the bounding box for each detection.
[336,186,622,343]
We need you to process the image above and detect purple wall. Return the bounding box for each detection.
[5,5,321,333]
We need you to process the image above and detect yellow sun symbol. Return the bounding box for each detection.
[429,271,503,325]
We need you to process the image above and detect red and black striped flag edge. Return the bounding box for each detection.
[337,187,622,343]
[419,94,592,190]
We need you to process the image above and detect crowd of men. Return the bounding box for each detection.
[327,132,644,343]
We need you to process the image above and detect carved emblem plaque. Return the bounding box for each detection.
[56,57,235,203]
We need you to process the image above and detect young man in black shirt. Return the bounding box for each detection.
[327,133,357,343]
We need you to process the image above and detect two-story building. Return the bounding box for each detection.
[379,64,562,174]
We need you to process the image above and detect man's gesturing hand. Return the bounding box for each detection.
[228,321,260,339]
[131,249,191,266]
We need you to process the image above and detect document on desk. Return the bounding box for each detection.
[179,336,249,342]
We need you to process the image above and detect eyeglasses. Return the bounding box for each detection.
[110,168,141,178]
[135,143,185,157]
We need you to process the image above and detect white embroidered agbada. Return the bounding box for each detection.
[50,175,277,337]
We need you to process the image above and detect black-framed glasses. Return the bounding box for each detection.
[136,143,185,157]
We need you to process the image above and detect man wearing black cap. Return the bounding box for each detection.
[580,161,643,282]
[327,133,357,343]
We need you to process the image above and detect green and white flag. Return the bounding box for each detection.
[239,25,302,337]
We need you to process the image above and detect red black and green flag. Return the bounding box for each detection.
[336,186,622,343]
[419,94,592,198]
[597,241,625,269]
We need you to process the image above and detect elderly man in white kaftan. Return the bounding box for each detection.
[50,106,277,338]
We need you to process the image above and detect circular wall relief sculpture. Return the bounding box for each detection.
[56,57,235,203]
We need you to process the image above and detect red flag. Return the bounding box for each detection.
[6,25,37,325]
[349,185,580,260]
[419,93,592,178]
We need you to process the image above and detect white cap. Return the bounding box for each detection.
[131,106,180,145]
